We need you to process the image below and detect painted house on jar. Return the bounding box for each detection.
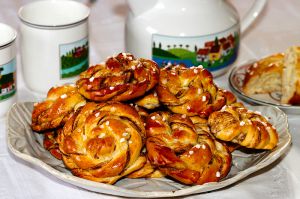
[196,34,235,63]
[227,34,235,48]
[196,48,210,62]
[221,42,232,56]
[209,45,222,61]
[0,82,14,94]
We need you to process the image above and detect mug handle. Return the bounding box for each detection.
[240,0,267,34]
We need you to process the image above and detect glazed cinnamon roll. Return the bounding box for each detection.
[57,102,147,184]
[76,53,159,102]
[156,65,236,118]
[31,85,86,132]
[208,103,278,150]
[145,111,231,185]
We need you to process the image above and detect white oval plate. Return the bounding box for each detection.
[7,102,291,198]
[229,61,300,114]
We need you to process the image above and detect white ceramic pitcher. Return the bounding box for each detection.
[125,0,267,76]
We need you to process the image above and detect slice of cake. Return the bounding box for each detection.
[243,53,284,96]
[281,46,300,105]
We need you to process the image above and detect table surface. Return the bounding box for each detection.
[1,0,300,198]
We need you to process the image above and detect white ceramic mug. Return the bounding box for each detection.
[18,0,90,95]
[0,23,17,117]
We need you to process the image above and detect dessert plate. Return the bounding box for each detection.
[7,102,291,198]
[229,61,300,114]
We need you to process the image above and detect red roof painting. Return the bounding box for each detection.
[227,34,234,43]
[197,48,210,55]
[222,42,231,51]
[219,37,227,45]
[210,45,221,53]
[204,41,215,48]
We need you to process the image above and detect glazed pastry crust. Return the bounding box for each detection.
[31,85,86,132]
[145,111,231,185]
[134,90,160,110]
[127,158,165,179]
[76,53,159,102]
[190,115,240,152]
[43,130,63,160]
[156,65,236,118]
[208,103,278,150]
[57,102,147,184]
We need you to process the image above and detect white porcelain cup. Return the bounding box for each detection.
[18,0,90,95]
[0,23,17,118]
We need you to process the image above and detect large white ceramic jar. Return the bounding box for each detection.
[125,0,267,76]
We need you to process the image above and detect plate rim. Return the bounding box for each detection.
[228,61,300,111]
[6,102,292,198]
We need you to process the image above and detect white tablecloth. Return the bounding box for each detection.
[1,0,300,198]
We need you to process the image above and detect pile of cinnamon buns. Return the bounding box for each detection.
[31,53,278,185]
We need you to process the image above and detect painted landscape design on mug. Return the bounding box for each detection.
[60,38,89,78]
[152,31,239,71]
[0,59,16,101]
